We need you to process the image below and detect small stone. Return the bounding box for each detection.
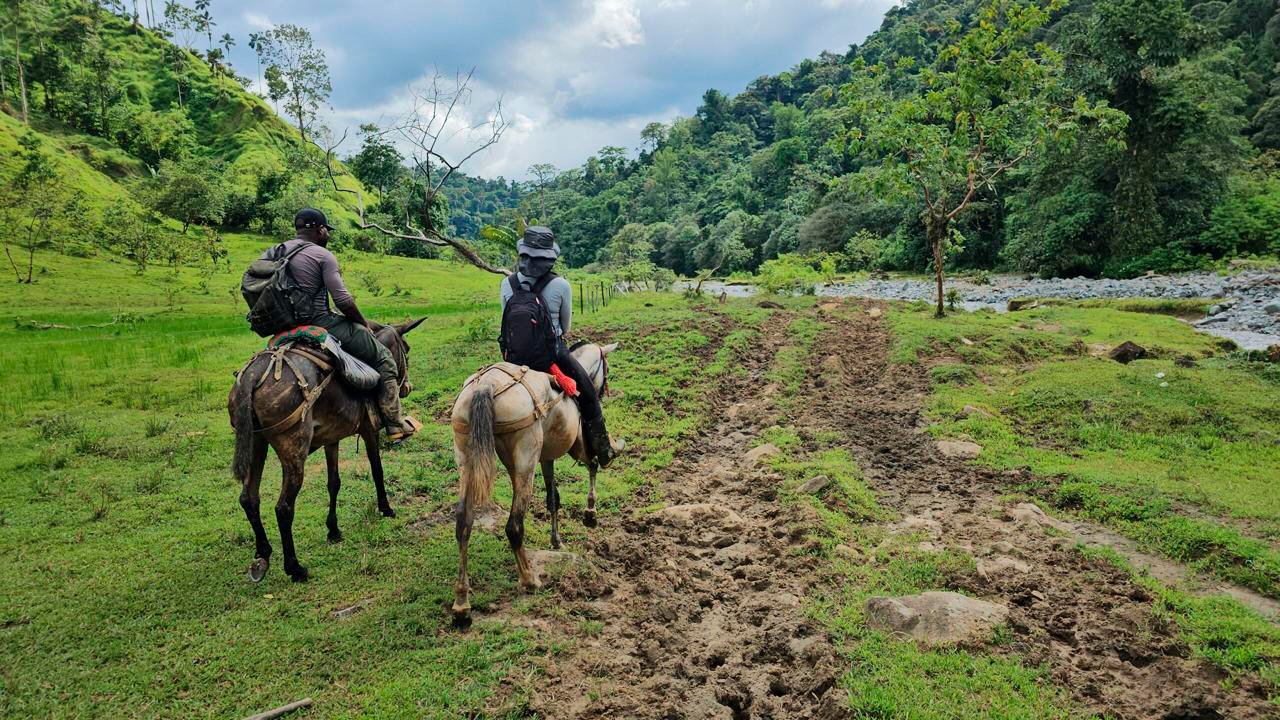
[959,405,993,419]
[1108,341,1148,364]
[936,440,982,459]
[991,541,1016,555]
[867,307,883,318]
[1264,300,1280,315]
[1159,381,1169,388]
[977,556,1032,581]
[960,337,975,346]
[1154,372,1165,379]
[820,355,846,373]
[797,475,831,494]
[833,544,859,560]
[745,443,781,466]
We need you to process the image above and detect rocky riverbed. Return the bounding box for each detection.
[822,270,1280,350]
[683,270,1280,350]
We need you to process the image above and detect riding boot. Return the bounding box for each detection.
[377,375,420,442]
[583,414,625,468]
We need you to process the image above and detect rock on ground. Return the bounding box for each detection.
[935,439,982,459]
[744,443,781,466]
[865,591,1009,646]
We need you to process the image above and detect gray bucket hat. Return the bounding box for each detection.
[517,225,560,259]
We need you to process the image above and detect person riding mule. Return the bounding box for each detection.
[252,208,420,441]
[228,318,424,583]
[499,225,623,467]
[449,339,619,627]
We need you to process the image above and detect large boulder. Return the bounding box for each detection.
[864,591,1009,646]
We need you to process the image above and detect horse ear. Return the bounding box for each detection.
[368,320,386,333]
[396,317,427,336]
[601,342,619,355]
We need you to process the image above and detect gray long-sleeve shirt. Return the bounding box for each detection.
[500,273,573,336]
[263,238,355,317]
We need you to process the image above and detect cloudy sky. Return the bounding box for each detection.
[214,0,896,180]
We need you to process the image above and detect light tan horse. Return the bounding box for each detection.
[448,341,617,628]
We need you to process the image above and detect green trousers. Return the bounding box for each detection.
[315,313,398,383]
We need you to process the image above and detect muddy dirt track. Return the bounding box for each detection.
[484,302,1277,720]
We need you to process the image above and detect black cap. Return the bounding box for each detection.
[294,208,335,231]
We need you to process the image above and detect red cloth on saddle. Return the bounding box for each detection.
[549,363,578,397]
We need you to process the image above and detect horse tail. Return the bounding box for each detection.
[231,357,262,483]
[459,385,497,511]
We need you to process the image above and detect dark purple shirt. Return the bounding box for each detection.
[261,238,354,316]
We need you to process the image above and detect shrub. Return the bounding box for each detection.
[757,253,821,294]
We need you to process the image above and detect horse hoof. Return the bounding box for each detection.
[287,566,309,583]
[521,577,543,593]
[551,536,562,550]
[328,531,344,544]
[247,557,269,583]
[451,606,472,631]
[583,512,597,528]
[381,506,397,519]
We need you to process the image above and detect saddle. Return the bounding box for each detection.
[454,363,571,436]
[268,326,380,392]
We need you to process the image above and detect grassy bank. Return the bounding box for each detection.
[886,300,1280,694]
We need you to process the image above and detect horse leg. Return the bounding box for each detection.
[275,450,309,582]
[583,462,599,528]
[452,495,476,629]
[541,460,561,549]
[507,464,541,592]
[325,443,342,543]
[240,437,271,582]
[361,422,395,518]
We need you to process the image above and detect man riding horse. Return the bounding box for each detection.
[267,208,420,441]
[499,226,623,466]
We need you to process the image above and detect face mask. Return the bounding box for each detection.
[519,255,555,278]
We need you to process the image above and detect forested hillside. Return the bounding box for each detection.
[538,0,1280,279]
[0,0,520,280]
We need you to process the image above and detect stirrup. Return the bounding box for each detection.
[386,415,421,443]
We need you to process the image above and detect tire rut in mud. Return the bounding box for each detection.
[497,311,851,720]
[802,301,1275,720]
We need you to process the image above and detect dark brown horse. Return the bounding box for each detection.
[228,319,425,582]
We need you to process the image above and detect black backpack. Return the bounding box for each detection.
[241,243,314,337]
[499,272,559,369]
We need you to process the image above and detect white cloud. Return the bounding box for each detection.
[591,0,645,48]
[277,0,898,179]
[242,11,273,30]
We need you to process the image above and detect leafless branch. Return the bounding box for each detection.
[307,71,511,276]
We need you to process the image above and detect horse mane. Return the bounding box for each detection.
[568,339,591,351]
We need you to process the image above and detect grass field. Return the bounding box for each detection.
[0,234,761,718]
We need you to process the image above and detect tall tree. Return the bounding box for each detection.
[527,162,558,220]
[348,124,405,202]
[259,24,330,141]
[846,0,1124,316]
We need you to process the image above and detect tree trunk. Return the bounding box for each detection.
[15,29,29,125]
[927,213,947,318]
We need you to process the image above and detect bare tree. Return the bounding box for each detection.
[314,68,510,275]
